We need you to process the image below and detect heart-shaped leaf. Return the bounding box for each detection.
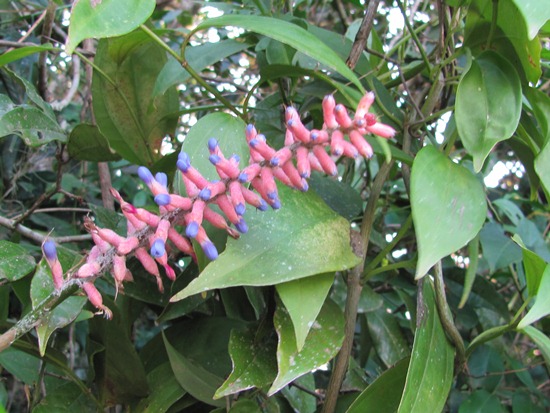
[411,146,487,279]
[171,185,360,301]
[455,51,522,172]
[66,0,155,54]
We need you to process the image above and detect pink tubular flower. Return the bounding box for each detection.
[354,92,375,120]
[349,130,374,158]
[366,122,396,139]
[42,239,63,290]
[322,95,338,129]
[82,282,112,319]
[334,104,353,128]
[312,145,337,176]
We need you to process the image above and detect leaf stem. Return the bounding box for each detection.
[486,0,499,50]
[398,0,432,74]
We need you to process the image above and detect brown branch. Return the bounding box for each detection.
[0,214,92,244]
[37,1,57,101]
[346,0,381,69]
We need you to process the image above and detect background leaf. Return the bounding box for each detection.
[66,0,155,54]
[366,307,410,368]
[517,264,550,328]
[171,185,360,301]
[68,124,120,162]
[455,51,522,171]
[411,146,487,278]
[0,240,35,281]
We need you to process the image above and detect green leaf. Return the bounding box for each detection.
[458,389,506,413]
[0,96,66,146]
[397,279,455,413]
[411,146,487,279]
[163,333,225,407]
[92,35,179,166]
[0,44,56,67]
[194,15,363,91]
[68,124,121,162]
[214,328,277,399]
[308,173,363,220]
[455,51,522,172]
[512,234,547,297]
[520,326,550,370]
[0,240,35,281]
[229,399,262,413]
[32,382,97,413]
[281,374,317,413]
[276,272,334,351]
[517,264,550,328]
[134,363,187,413]
[153,40,251,96]
[479,222,523,273]
[269,298,344,395]
[535,140,550,195]
[346,357,409,413]
[366,307,410,368]
[510,0,550,40]
[66,0,156,55]
[171,185,360,301]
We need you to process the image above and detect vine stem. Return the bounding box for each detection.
[322,161,393,413]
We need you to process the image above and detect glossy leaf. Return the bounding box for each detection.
[194,15,363,91]
[153,40,251,96]
[521,326,550,370]
[68,124,121,162]
[512,234,547,297]
[411,146,487,279]
[134,363,186,413]
[510,0,550,40]
[0,95,65,146]
[0,240,35,281]
[535,140,550,195]
[66,0,155,54]
[269,298,344,395]
[397,280,455,413]
[455,51,522,172]
[0,44,55,67]
[171,185,361,301]
[517,264,550,328]
[163,333,225,407]
[214,328,277,398]
[346,357,409,413]
[366,307,410,367]
[276,272,334,351]
[92,36,179,166]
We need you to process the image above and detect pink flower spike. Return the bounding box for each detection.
[117,236,139,255]
[310,129,329,144]
[270,147,293,167]
[77,261,101,278]
[155,219,171,243]
[112,254,127,297]
[196,227,218,261]
[241,185,268,211]
[322,95,338,129]
[286,118,311,143]
[259,167,278,200]
[123,205,161,227]
[273,167,293,187]
[284,129,295,146]
[308,151,324,173]
[213,157,240,180]
[168,228,195,255]
[330,129,345,156]
[203,206,239,238]
[229,181,246,215]
[215,194,241,225]
[82,282,112,319]
[239,163,262,183]
[42,240,63,290]
[354,92,375,120]
[312,145,338,176]
[249,136,277,160]
[366,122,396,139]
[349,130,374,158]
[296,146,311,178]
[334,104,353,128]
[185,200,206,238]
[282,161,308,191]
[163,264,176,281]
[135,247,160,277]
[199,181,226,201]
[93,227,125,249]
[245,124,258,143]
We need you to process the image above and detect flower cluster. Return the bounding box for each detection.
[42,93,395,318]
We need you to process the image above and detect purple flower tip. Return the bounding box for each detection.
[267,191,278,200]
[176,159,190,173]
[137,166,154,184]
[287,119,294,127]
[199,188,212,201]
[301,181,309,192]
[271,199,281,209]
[42,240,57,260]
[154,193,171,206]
[335,104,344,112]
[235,203,246,216]
[249,138,259,148]
[201,240,218,260]
[246,124,255,133]
[150,239,166,258]
[185,222,199,238]
[310,131,319,140]
[208,138,218,151]
[258,200,269,211]
[300,171,310,179]
[155,172,168,187]
[238,172,248,183]
[235,218,248,234]
[231,154,240,163]
[270,157,280,167]
[209,154,221,165]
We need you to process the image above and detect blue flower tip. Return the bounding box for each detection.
[209,154,221,165]
[154,193,171,206]
[267,191,278,200]
[176,159,190,173]
[150,239,166,258]
[155,172,168,187]
[258,200,269,211]
[137,166,153,184]
[235,203,246,216]
[42,240,57,260]
[207,138,218,151]
[199,188,212,201]
[185,222,199,238]
[202,241,218,260]
[271,199,281,209]
[238,172,248,183]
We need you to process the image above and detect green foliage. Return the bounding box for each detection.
[0,0,549,412]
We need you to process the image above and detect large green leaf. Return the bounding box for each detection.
[397,280,455,413]
[92,35,179,166]
[66,0,155,54]
[163,333,225,407]
[214,328,277,398]
[346,357,409,413]
[68,124,121,162]
[134,363,186,413]
[193,15,363,91]
[517,264,550,328]
[171,185,360,301]
[455,51,522,172]
[0,240,35,281]
[510,0,550,40]
[32,382,98,413]
[366,307,410,367]
[153,40,252,96]
[276,273,334,351]
[269,298,344,395]
[411,146,487,279]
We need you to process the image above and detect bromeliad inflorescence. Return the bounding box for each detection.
[42,93,395,318]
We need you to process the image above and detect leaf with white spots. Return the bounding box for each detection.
[268,298,344,395]
[0,240,36,281]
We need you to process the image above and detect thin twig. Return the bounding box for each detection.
[0,214,92,244]
[37,1,56,101]
[346,0,381,69]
